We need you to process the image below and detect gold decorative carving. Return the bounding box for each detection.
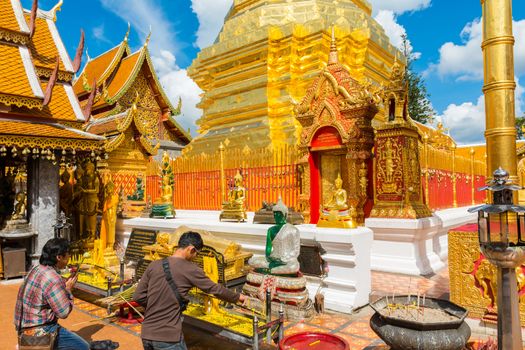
[0,28,29,45]
[0,93,42,110]
[449,228,525,325]
[0,134,102,152]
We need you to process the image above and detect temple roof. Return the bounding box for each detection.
[78,41,191,144]
[73,42,129,95]
[0,0,103,152]
[0,0,29,35]
[0,43,44,108]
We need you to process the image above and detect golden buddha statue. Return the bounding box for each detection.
[11,191,26,221]
[151,151,175,218]
[323,173,348,211]
[59,170,73,217]
[220,170,247,222]
[317,173,355,229]
[100,181,119,250]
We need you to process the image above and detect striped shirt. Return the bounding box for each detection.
[14,264,73,331]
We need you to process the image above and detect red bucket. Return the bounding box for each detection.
[279,332,349,350]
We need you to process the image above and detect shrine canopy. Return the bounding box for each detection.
[0,0,105,155]
[76,31,191,157]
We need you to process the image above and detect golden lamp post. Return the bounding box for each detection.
[480,0,521,348]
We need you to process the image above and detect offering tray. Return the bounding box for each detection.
[183,302,284,350]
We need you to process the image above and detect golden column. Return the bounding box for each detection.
[219,142,226,201]
[451,144,457,208]
[423,133,429,205]
[470,148,475,205]
[481,0,518,182]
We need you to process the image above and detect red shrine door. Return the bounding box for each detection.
[308,126,345,224]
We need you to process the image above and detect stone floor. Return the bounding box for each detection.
[0,265,513,349]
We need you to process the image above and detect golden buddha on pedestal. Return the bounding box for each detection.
[151,152,175,219]
[317,173,355,229]
[219,170,247,222]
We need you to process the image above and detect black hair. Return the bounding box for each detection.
[178,231,203,251]
[39,238,70,266]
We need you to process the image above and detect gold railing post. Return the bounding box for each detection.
[470,148,475,205]
[219,142,225,201]
[451,144,457,207]
[423,133,429,206]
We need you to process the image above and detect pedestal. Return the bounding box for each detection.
[117,210,373,313]
[365,206,476,275]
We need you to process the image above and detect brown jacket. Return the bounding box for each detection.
[133,256,239,342]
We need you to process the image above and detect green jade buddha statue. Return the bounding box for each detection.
[249,197,300,275]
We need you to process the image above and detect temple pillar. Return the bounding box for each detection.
[481,0,517,182]
[28,158,59,265]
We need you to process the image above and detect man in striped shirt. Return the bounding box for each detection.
[14,238,89,350]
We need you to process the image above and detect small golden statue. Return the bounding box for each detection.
[219,170,247,222]
[317,173,355,229]
[11,191,27,221]
[151,151,175,218]
[100,181,119,250]
[78,161,100,240]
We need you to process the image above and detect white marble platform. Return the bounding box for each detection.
[116,211,373,314]
[365,206,476,276]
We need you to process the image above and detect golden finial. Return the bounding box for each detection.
[124,22,131,42]
[328,25,338,65]
[144,25,152,47]
[50,0,63,22]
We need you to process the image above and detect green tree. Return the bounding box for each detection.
[401,34,435,124]
[516,114,525,139]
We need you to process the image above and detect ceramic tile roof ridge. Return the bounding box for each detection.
[10,0,30,33]
[22,7,74,73]
[19,44,44,98]
[0,116,105,140]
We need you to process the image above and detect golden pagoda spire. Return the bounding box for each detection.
[124,22,131,42]
[328,26,338,65]
[144,25,152,47]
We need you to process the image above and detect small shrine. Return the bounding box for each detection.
[369,60,431,219]
[294,29,382,226]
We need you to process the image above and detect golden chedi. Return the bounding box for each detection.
[220,170,247,222]
[187,0,402,155]
[317,173,355,228]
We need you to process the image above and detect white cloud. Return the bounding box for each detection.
[368,0,431,15]
[98,0,202,135]
[99,0,179,55]
[374,10,419,58]
[430,18,525,81]
[152,51,202,135]
[190,0,232,49]
[439,78,525,144]
[92,24,111,44]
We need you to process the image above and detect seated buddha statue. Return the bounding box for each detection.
[220,170,247,221]
[248,197,300,274]
[317,173,355,228]
[323,173,348,211]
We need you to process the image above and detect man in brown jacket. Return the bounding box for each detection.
[133,231,245,350]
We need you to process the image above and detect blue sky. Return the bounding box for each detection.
[23,0,525,144]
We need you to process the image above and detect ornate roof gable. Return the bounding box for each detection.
[294,30,381,146]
